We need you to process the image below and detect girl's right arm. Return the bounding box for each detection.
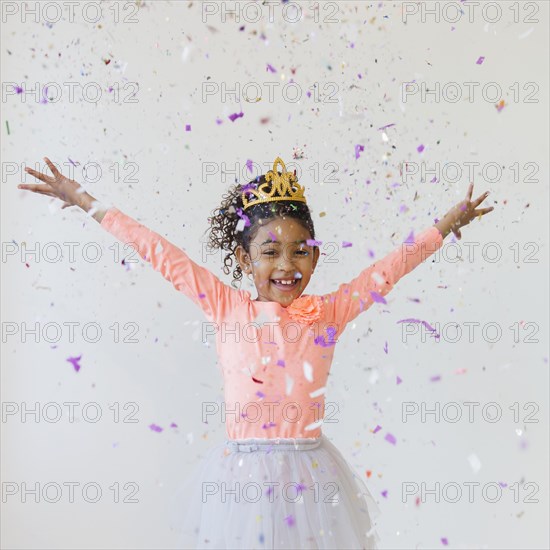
[18,158,246,323]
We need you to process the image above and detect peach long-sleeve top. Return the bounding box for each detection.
[100,207,444,440]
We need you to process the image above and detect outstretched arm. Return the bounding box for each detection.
[322,183,494,329]
[18,157,245,323]
[322,226,444,329]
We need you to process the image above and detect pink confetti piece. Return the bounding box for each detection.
[417,144,425,153]
[284,514,295,527]
[396,376,402,385]
[373,425,382,434]
[67,355,83,373]
[354,144,365,159]
[228,111,244,122]
[385,432,397,445]
[370,291,387,304]
[149,423,163,432]
[476,56,485,65]
[267,231,277,241]
[185,124,191,131]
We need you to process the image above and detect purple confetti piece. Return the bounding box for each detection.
[378,123,396,131]
[403,230,415,244]
[373,425,382,434]
[354,144,365,159]
[67,355,83,373]
[441,538,449,546]
[342,241,352,248]
[256,391,266,399]
[397,318,440,339]
[306,239,322,246]
[246,159,253,173]
[267,231,277,242]
[235,207,251,227]
[276,359,286,367]
[476,56,485,65]
[266,63,276,73]
[430,375,441,382]
[284,514,295,527]
[381,490,388,498]
[370,291,387,304]
[149,423,163,433]
[385,432,397,445]
[396,376,402,385]
[228,111,244,122]
[215,117,223,125]
[417,144,425,153]
[198,293,206,299]
[384,341,389,354]
[170,422,178,428]
[185,124,191,131]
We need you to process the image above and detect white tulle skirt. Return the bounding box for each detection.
[169,434,381,549]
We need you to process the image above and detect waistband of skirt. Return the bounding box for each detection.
[224,437,322,453]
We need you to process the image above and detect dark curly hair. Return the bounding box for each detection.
[204,173,317,289]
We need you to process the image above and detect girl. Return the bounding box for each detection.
[18,156,493,549]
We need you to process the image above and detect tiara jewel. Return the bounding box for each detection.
[241,157,307,210]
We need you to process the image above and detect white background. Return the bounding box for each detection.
[1,1,548,548]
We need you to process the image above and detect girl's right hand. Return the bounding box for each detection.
[18,157,84,210]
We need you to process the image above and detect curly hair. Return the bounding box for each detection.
[204,173,317,289]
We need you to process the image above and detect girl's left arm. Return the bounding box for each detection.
[322,183,494,329]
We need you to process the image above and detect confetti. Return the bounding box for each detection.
[476,56,485,65]
[266,63,277,73]
[417,144,425,153]
[354,144,365,159]
[385,433,397,445]
[149,424,163,432]
[185,124,192,131]
[67,355,83,372]
[228,111,244,122]
[370,291,387,304]
[303,361,313,382]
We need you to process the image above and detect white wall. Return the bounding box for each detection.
[1,1,548,548]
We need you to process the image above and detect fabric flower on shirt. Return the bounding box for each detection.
[286,295,323,325]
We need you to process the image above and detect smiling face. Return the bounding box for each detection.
[235,217,320,306]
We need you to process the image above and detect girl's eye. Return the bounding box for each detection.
[296,250,309,256]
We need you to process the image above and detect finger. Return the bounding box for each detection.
[24,167,53,184]
[18,183,53,194]
[474,206,494,219]
[44,157,61,178]
[455,228,462,240]
[472,190,490,208]
[465,182,474,202]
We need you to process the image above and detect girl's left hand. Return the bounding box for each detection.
[438,183,494,240]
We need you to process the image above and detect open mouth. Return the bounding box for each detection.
[270,279,299,291]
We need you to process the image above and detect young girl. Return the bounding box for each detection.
[18,156,493,549]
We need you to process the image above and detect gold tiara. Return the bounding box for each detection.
[241,157,307,210]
